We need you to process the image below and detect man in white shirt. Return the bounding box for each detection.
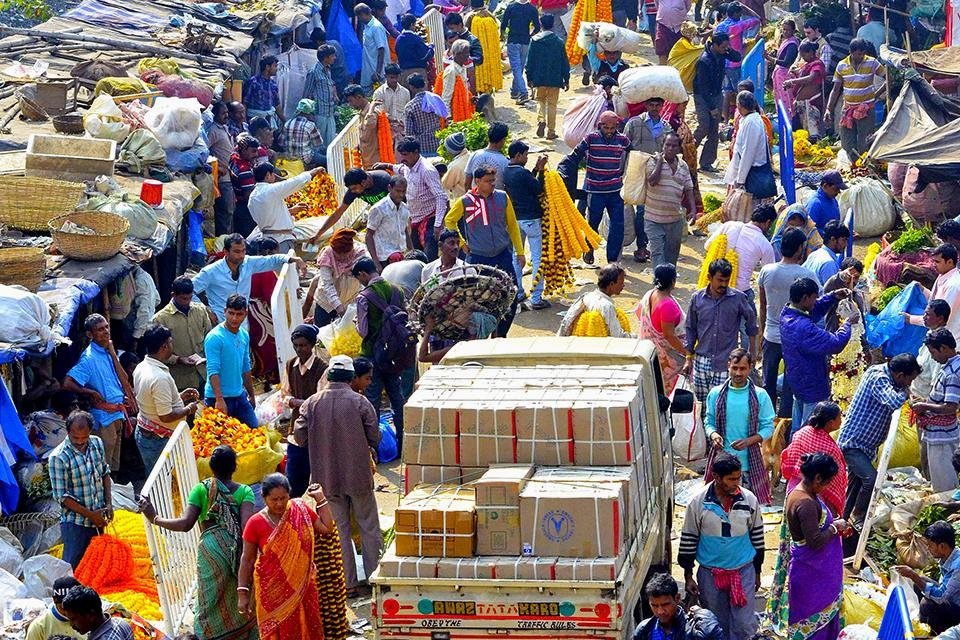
[910,244,960,340]
[366,175,412,269]
[422,229,471,283]
[132,324,200,475]
[248,163,324,253]
[372,64,411,138]
[705,206,776,293]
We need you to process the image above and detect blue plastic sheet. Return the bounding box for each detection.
[377,412,399,463]
[777,99,796,205]
[166,139,210,173]
[0,379,35,514]
[187,209,207,268]
[410,0,425,17]
[326,0,363,76]
[741,39,766,111]
[878,585,914,640]
[865,281,928,357]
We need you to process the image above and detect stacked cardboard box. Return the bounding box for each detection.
[474,464,535,555]
[395,484,476,557]
[403,465,486,495]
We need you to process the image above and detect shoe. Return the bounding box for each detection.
[546,131,558,140]
[700,164,720,173]
[530,299,552,310]
[510,92,518,100]
[536,122,546,137]
[633,248,650,263]
[581,71,591,86]
[583,250,594,265]
[516,95,530,104]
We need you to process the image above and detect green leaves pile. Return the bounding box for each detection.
[890,226,934,255]
[866,529,897,573]
[435,114,509,162]
[874,285,903,313]
[703,194,723,213]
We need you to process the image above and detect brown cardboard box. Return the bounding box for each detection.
[532,466,638,539]
[458,403,517,466]
[474,465,535,556]
[378,547,439,578]
[402,402,459,466]
[395,484,475,557]
[514,405,575,465]
[402,465,485,495]
[520,476,626,558]
[570,395,641,466]
[436,557,499,579]
[492,556,558,580]
[553,557,622,581]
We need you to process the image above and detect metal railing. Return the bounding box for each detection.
[271,249,304,384]
[141,422,201,637]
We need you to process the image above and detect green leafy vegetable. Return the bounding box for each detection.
[915,504,948,532]
[703,194,723,213]
[890,226,934,255]
[874,285,903,313]
[866,529,898,573]
[435,114,510,162]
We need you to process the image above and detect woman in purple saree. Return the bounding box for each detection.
[768,452,850,640]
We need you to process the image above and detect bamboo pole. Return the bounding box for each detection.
[0,105,22,133]
[0,26,241,71]
[0,27,83,51]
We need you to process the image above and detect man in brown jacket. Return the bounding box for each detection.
[294,354,381,596]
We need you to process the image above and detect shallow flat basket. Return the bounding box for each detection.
[48,211,129,261]
[52,113,84,134]
[0,247,45,291]
[0,175,85,231]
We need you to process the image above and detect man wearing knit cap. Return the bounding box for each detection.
[26,577,83,640]
[441,132,470,200]
[569,110,632,265]
[283,99,325,169]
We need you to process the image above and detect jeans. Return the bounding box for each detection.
[135,428,169,478]
[839,113,878,161]
[514,218,544,303]
[843,447,878,522]
[696,563,757,639]
[646,13,657,34]
[644,217,684,267]
[364,370,407,451]
[214,180,235,235]
[205,395,259,429]
[316,114,337,149]
[629,204,649,251]
[286,442,310,497]
[921,596,960,635]
[467,248,520,336]
[62,522,99,568]
[791,396,822,438]
[694,94,722,169]
[761,339,793,418]
[507,43,529,97]
[587,191,625,263]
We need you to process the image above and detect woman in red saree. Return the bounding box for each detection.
[238,473,337,639]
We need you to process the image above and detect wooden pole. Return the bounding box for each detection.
[0,26,241,71]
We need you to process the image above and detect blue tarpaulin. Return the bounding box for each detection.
[878,585,914,640]
[325,0,362,76]
[777,99,796,205]
[0,380,36,514]
[410,0,425,16]
[865,281,928,357]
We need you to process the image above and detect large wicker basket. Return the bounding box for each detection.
[0,176,85,231]
[0,247,45,291]
[48,211,129,261]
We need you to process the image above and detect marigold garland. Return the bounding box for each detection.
[469,15,503,93]
[697,233,739,289]
[377,110,396,164]
[285,171,338,220]
[452,76,474,122]
[533,170,603,296]
[191,407,268,459]
[565,0,613,65]
[569,308,632,336]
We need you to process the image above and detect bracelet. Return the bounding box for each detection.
[828,524,838,536]
[316,500,329,509]
[237,586,250,592]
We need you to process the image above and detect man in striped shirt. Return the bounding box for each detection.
[569,110,631,265]
[825,38,885,159]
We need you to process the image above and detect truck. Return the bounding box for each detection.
[371,337,681,640]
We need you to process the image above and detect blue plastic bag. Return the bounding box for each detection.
[166,138,209,172]
[865,281,928,357]
[187,209,207,268]
[325,0,362,77]
[377,412,399,463]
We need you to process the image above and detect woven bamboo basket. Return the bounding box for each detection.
[0,176,85,231]
[0,247,45,291]
[49,211,129,261]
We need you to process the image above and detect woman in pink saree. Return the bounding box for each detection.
[635,264,687,393]
[766,19,800,119]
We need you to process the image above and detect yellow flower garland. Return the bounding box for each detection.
[697,234,739,289]
[469,15,503,93]
[570,308,633,336]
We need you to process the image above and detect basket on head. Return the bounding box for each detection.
[48,211,129,261]
[52,113,84,135]
[0,176,85,231]
[0,247,45,291]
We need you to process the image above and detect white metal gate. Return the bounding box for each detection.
[141,422,201,637]
[422,9,445,73]
[325,113,366,231]
[271,250,304,385]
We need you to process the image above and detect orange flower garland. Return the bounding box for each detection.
[451,76,474,122]
[378,110,396,164]
[285,171,338,220]
[191,407,268,459]
[565,0,613,65]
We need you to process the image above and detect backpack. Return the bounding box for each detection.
[362,285,417,373]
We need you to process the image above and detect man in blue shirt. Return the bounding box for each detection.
[806,171,846,234]
[896,521,960,634]
[396,14,435,89]
[204,295,259,429]
[192,233,305,323]
[803,219,850,286]
[62,314,136,474]
[357,3,388,94]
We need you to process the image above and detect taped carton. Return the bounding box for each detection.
[402,402,459,466]
[532,466,639,539]
[474,464,535,556]
[378,547,440,578]
[436,556,499,579]
[395,484,475,557]
[553,557,622,581]
[403,465,485,495]
[458,403,517,466]
[492,556,558,580]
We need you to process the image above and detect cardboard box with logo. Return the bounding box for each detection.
[395,484,476,557]
[519,473,626,558]
[532,466,639,538]
[474,464,535,556]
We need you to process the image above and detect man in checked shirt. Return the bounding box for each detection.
[373,136,448,261]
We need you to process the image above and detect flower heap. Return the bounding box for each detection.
[285,171,338,220]
[191,407,268,459]
[793,129,836,167]
[469,15,503,93]
[534,170,603,296]
[698,233,739,289]
[565,0,613,65]
[329,324,363,357]
[571,308,633,336]
[377,110,396,164]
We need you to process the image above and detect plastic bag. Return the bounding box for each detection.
[836,177,897,238]
[317,303,363,357]
[144,96,203,150]
[0,568,24,602]
[722,188,753,222]
[93,77,151,98]
[671,376,706,464]
[0,285,54,352]
[85,193,159,240]
[0,533,22,577]
[838,624,878,640]
[842,583,886,629]
[562,87,608,148]
[617,65,688,105]
[254,390,287,426]
[165,137,210,172]
[889,569,920,620]
[378,413,399,463]
[881,404,921,469]
[20,554,70,599]
[83,94,131,142]
[668,38,704,92]
[865,281,928,357]
[117,129,167,174]
[197,430,284,486]
[902,165,949,224]
[141,70,214,108]
[576,21,643,53]
[623,151,651,205]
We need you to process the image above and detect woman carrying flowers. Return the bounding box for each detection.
[558,264,635,337]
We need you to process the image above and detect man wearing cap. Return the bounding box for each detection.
[403,73,446,157]
[441,132,470,200]
[345,84,383,168]
[569,111,632,265]
[294,354,382,597]
[26,576,83,640]
[283,99,325,169]
[806,171,847,236]
[248,164,325,253]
